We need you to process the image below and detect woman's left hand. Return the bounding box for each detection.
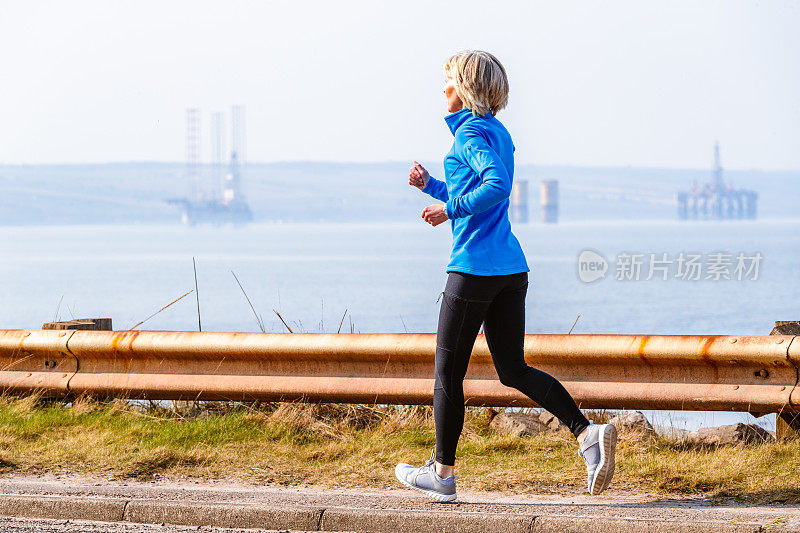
[422,204,448,226]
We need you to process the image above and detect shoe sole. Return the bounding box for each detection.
[395,470,457,502]
[589,424,617,495]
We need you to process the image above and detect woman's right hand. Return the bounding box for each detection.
[409,161,430,190]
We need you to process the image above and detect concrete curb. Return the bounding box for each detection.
[0,495,126,523]
[532,515,762,533]
[0,494,776,532]
[123,500,324,530]
[320,507,534,533]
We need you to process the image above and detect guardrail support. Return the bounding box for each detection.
[42,318,112,331]
[772,321,800,439]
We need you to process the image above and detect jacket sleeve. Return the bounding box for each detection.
[445,127,512,219]
[421,176,449,202]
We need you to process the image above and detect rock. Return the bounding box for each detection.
[489,412,548,437]
[654,425,689,440]
[538,411,565,431]
[687,423,774,446]
[609,410,654,433]
[771,321,800,335]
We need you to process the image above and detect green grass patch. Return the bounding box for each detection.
[0,394,797,503]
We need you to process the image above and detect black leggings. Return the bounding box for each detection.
[434,270,591,466]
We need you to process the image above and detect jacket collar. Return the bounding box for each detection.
[444,107,474,136]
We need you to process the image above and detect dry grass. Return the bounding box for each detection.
[0,393,797,503]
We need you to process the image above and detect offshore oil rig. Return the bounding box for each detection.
[168,106,254,225]
[677,142,757,221]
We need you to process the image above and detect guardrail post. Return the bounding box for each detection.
[777,413,800,439]
[772,321,800,439]
[42,318,112,331]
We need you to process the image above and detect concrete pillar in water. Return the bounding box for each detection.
[510,179,529,223]
[677,192,688,220]
[540,180,559,223]
[746,191,758,219]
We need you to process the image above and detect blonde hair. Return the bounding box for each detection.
[444,50,509,117]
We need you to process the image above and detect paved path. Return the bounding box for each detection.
[0,474,798,532]
[0,516,316,532]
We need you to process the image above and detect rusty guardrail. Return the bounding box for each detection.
[0,329,797,416]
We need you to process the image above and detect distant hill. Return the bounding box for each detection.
[0,161,796,225]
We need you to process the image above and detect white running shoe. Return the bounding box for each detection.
[578,423,617,495]
[395,450,457,502]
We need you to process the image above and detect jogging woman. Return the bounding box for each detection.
[394,50,617,501]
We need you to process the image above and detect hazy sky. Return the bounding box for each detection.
[1,1,798,169]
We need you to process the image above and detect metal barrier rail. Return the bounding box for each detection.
[0,329,797,415]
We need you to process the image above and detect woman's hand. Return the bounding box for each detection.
[409,161,430,190]
[422,204,448,227]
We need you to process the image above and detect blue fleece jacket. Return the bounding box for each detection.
[422,107,529,276]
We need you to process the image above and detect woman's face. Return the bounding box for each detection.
[444,75,463,113]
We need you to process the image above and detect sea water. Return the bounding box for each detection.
[1,218,798,431]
